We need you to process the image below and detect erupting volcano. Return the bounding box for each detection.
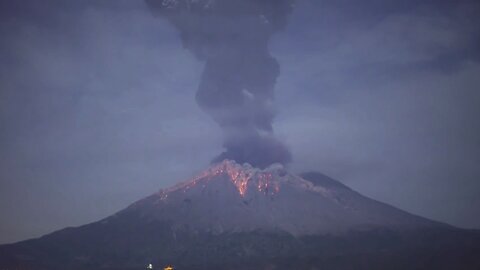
[1,1,480,269]
[1,160,479,270]
[126,160,442,236]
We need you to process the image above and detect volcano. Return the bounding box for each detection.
[1,160,479,269]
[126,160,441,235]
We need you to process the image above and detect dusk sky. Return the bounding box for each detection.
[1,0,479,244]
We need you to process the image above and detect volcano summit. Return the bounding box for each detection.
[130,160,441,236]
[1,160,479,270]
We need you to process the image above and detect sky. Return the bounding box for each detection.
[0,0,479,244]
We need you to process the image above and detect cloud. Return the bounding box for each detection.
[273,0,480,228]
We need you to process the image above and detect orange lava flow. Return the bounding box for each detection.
[225,164,251,196]
[184,161,280,197]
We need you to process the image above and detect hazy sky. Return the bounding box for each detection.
[1,0,479,244]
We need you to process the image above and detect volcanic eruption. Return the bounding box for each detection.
[3,159,480,270]
[1,2,480,270]
[146,0,295,168]
[137,160,442,235]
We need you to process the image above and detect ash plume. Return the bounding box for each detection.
[146,0,294,168]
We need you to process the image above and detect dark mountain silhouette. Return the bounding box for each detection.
[1,160,479,269]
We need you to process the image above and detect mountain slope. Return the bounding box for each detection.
[0,160,478,270]
[123,160,442,235]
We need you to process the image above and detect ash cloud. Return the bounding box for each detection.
[146,0,294,168]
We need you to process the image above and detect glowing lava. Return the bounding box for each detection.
[175,160,280,197]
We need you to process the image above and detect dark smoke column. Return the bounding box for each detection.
[146,0,294,168]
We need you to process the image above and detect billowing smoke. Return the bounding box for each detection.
[146,0,294,168]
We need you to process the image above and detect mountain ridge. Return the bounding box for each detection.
[1,160,478,270]
[120,160,444,235]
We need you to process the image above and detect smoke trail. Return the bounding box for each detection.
[146,0,294,168]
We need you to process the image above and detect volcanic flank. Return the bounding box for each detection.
[2,160,480,270]
[128,160,440,235]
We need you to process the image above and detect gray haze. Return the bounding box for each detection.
[0,0,479,244]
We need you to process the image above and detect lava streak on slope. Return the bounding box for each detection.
[168,160,280,197]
